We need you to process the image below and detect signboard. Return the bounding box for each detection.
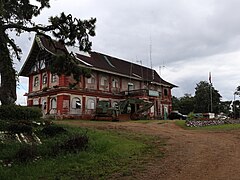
[148,90,159,97]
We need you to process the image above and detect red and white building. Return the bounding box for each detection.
[19,35,177,119]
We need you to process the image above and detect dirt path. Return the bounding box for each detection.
[56,120,240,180]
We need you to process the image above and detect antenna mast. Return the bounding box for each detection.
[150,36,154,80]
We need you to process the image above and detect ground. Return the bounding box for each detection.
[56,120,240,180]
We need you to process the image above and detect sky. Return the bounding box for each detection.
[15,0,240,105]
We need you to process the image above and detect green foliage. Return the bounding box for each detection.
[40,125,67,137]
[7,123,32,135]
[14,145,38,163]
[0,105,42,121]
[0,0,96,105]
[0,125,159,179]
[53,134,89,155]
[194,81,221,113]
[172,94,194,115]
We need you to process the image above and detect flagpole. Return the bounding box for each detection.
[209,72,213,113]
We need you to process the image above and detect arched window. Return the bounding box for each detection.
[51,98,57,109]
[72,97,81,109]
[42,99,47,110]
[42,74,47,85]
[87,98,95,109]
[34,76,39,87]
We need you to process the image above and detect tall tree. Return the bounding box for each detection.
[194,81,221,114]
[172,96,180,111]
[0,0,96,105]
[178,93,194,115]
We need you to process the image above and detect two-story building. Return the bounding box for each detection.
[19,35,177,120]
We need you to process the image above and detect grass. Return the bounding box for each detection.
[0,124,164,179]
[175,120,240,131]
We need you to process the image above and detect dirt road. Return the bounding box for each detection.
[56,120,240,180]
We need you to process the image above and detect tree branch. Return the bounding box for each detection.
[3,23,55,32]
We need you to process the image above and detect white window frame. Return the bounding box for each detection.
[34,76,39,87]
[51,73,57,83]
[72,97,81,109]
[87,98,95,110]
[51,98,57,109]
[42,73,47,85]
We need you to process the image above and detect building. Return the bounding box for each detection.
[19,35,177,120]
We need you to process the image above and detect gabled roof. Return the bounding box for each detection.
[19,35,177,88]
[19,35,68,76]
[76,52,177,88]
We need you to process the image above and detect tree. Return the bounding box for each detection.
[194,81,221,114]
[172,94,194,115]
[0,0,96,105]
[178,94,194,115]
[172,96,180,111]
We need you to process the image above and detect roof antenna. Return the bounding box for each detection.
[150,35,154,80]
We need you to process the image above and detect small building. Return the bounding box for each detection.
[19,35,177,119]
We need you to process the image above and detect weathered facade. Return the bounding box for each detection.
[19,35,177,119]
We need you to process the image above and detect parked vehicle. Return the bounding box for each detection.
[168,111,187,120]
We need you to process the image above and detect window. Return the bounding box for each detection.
[112,78,118,88]
[34,76,39,87]
[164,89,168,96]
[128,83,134,91]
[101,76,108,86]
[51,73,57,83]
[87,98,95,109]
[33,98,39,105]
[40,60,46,69]
[87,75,95,84]
[42,74,47,85]
[72,97,81,109]
[51,98,57,109]
[42,100,47,110]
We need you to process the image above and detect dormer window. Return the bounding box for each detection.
[42,74,47,85]
[34,76,39,87]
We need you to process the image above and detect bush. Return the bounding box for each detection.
[0,105,42,121]
[60,134,89,153]
[14,145,37,163]
[51,134,89,155]
[41,125,67,137]
[7,123,32,135]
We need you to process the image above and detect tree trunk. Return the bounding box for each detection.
[0,28,17,105]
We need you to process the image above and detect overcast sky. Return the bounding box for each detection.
[15,0,240,104]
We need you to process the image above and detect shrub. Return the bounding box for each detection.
[41,125,67,137]
[0,120,8,131]
[60,134,89,153]
[7,123,33,135]
[0,105,42,121]
[14,145,37,163]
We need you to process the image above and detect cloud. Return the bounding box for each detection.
[14,0,240,104]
